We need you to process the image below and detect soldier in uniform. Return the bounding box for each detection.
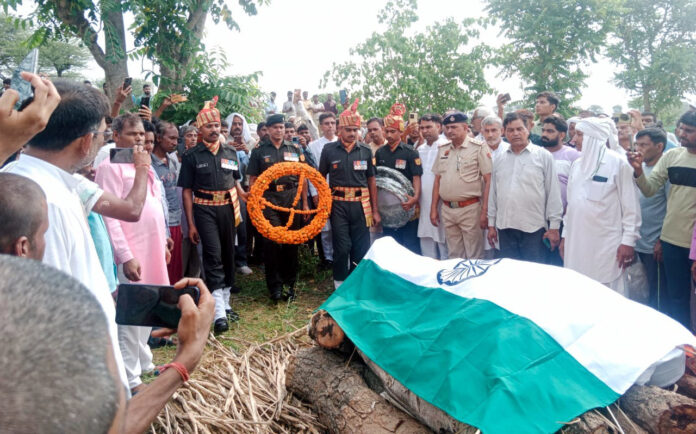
[318,99,381,289]
[375,103,422,254]
[429,112,492,259]
[178,97,246,334]
[247,114,309,302]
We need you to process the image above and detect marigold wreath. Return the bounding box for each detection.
[248,162,332,244]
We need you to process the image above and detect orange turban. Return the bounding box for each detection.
[338,98,362,127]
[384,102,406,132]
[196,96,221,128]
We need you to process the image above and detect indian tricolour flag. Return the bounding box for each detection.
[320,238,696,434]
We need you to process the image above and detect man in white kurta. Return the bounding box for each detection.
[417,114,449,259]
[562,118,641,293]
[309,113,338,266]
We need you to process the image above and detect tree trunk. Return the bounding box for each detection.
[286,347,430,433]
[308,310,355,354]
[619,385,696,433]
[676,374,696,400]
[50,0,129,106]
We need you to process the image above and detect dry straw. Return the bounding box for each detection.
[150,327,324,434]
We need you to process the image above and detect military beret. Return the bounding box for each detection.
[266,113,285,126]
[442,112,468,125]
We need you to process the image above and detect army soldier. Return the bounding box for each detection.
[430,112,492,259]
[319,99,381,289]
[375,103,422,254]
[178,97,247,334]
[247,114,309,302]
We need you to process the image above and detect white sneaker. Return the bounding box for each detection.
[238,265,253,275]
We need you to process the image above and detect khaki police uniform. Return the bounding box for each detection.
[432,136,492,259]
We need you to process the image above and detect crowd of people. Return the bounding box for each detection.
[0,71,695,432]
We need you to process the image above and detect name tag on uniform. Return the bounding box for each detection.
[196,163,208,169]
[353,160,367,171]
[395,159,407,169]
[284,152,299,162]
[221,158,238,170]
[592,175,608,183]
[263,155,271,163]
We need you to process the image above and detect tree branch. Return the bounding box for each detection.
[49,0,107,67]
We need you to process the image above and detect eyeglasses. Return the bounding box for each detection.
[612,114,630,123]
[92,130,110,137]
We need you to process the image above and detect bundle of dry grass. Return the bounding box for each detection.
[150,327,324,434]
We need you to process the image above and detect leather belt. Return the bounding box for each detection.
[194,190,231,202]
[443,197,480,208]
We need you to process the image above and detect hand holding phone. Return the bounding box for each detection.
[123,77,132,90]
[151,278,215,373]
[110,147,134,164]
[116,283,201,329]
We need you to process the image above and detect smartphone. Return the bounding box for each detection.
[292,136,299,145]
[123,77,132,89]
[140,95,151,108]
[11,48,39,109]
[409,113,417,122]
[543,237,552,250]
[339,89,347,105]
[116,284,200,329]
[501,93,512,104]
[110,147,134,164]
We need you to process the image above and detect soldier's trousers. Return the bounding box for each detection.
[331,201,370,281]
[193,204,236,291]
[262,207,299,293]
[382,219,420,255]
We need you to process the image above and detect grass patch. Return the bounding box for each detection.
[152,245,333,366]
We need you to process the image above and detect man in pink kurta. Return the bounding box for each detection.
[95,114,169,392]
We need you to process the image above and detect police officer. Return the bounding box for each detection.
[318,99,381,289]
[178,98,247,333]
[429,112,492,259]
[247,114,309,301]
[375,103,422,254]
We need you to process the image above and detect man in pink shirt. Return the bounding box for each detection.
[96,113,169,394]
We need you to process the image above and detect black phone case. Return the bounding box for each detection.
[115,284,200,329]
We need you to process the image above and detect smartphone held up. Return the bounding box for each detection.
[116,284,200,329]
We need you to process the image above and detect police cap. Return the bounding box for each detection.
[442,112,468,125]
[266,113,285,126]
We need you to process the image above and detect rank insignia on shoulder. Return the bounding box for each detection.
[414,158,421,166]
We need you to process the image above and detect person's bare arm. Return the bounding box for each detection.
[0,72,61,164]
[92,146,150,222]
[153,97,172,119]
[123,278,215,434]
[111,83,132,118]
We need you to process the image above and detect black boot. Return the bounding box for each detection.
[226,309,240,322]
[213,318,229,334]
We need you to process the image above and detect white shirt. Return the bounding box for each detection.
[417,137,448,242]
[483,140,509,250]
[282,100,295,117]
[488,142,563,232]
[563,149,641,283]
[2,155,128,389]
[308,135,336,197]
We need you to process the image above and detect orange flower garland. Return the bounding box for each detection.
[247,162,332,244]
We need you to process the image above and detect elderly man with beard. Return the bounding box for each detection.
[562,117,641,295]
[178,98,247,333]
[628,111,696,330]
[319,100,381,289]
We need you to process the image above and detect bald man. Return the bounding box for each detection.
[0,173,49,259]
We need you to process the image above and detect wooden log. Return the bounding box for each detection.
[619,385,696,433]
[560,410,617,434]
[308,310,354,354]
[676,374,696,400]
[286,346,430,433]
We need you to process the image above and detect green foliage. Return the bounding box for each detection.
[485,0,618,113]
[0,14,90,78]
[154,49,265,125]
[606,0,696,116]
[321,0,492,118]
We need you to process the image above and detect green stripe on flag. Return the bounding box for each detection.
[321,259,619,434]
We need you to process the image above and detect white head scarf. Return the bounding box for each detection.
[567,116,581,125]
[576,117,612,180]
[225,112,252,145]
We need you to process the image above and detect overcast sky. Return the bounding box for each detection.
[24,0,635,113]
